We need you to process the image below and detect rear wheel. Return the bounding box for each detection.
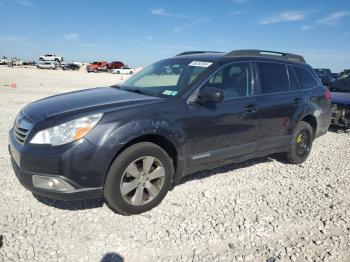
[285,121,314,164]
[93,68,98,73]
[104,142,174,215]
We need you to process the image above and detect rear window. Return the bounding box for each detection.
[257,62,289,94]
[293,66,318,89]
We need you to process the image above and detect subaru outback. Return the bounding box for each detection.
[9,50,332,215]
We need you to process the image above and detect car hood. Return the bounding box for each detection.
[22,87,162,122]
[331,92,350,106]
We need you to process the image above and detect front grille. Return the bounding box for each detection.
[13,125,29,144]
[13,111,33,144]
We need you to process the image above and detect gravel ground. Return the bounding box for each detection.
[0,66,350,262]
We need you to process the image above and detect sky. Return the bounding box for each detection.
[0,0,350,72]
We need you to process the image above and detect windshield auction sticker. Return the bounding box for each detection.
[189,61,213,67]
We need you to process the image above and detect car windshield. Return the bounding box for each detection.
[118,60,210,97]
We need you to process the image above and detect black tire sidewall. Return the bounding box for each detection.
[104,142,174,215]
[287,121,314,164]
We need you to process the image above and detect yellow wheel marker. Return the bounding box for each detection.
[297,133,302,144]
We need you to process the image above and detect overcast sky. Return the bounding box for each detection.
[1,0,350,72]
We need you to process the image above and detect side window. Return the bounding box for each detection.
[205,63,252,100]
[257,62,289,94]
[287,66,299,91]
[293,66,318,89]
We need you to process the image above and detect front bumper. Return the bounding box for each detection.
[8,129,106,201]
[10,158,103,200]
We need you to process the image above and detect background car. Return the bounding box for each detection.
[0,56,8,65]
[315,68,336,86]
[39,54,63,63]
[111,67,134,74]
[86,61,108,73]
[329,72,350,128]
[37,61,58,70]
[107,61,124,70]
[63,63,80,71]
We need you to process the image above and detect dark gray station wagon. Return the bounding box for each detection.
[9,50,332,214]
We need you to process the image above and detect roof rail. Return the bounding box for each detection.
[176,51,223,56]
[225,50,306,63]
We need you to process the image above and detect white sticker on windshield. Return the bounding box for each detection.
[189,61,212,67]
[162,90,178,96]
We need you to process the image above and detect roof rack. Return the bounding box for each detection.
[224,50,306,63]
[176,51,223,56]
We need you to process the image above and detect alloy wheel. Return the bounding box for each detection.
[120,156,165,206]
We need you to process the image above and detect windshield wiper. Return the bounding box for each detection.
[123,88,150,96]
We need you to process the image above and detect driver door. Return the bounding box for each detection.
[185,62,259,166]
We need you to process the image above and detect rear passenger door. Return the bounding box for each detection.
[255,61,305,152]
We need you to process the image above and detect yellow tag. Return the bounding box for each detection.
[297,134,302,144]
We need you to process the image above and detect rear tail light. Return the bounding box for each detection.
[324,88,332,100]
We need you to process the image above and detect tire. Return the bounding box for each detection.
[130,71,133,75]
[104,142,174,215]
[285,121,314,164]
[116,71,120,74]
[93,69,98,73]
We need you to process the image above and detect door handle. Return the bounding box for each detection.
[293,98,303,105]
[240,104,257,119]
[244,104,257,113]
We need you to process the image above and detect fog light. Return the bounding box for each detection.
[32,175,75,191]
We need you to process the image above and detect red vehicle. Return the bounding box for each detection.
[107,61,124,70]
[86,61,108,73]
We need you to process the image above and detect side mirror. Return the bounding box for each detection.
[197,86,224,104]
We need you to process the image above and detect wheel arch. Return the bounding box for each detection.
[301,114,317,136]
[116,134,178,169]
[104,131,186,187]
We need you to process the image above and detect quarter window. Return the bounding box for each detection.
[293,66,318,89]
[258,62,289,94]
[205,63,252,100]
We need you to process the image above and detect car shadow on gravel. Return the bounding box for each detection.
[101,252,124,262]
[33,193,104,211]
[179,155,283,185]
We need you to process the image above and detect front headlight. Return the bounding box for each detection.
[30,113,103,146]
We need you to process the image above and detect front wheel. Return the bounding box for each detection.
[104,142,174,215]
[285,121,314,164]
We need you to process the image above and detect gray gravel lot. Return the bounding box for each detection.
[0,67,350,261]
